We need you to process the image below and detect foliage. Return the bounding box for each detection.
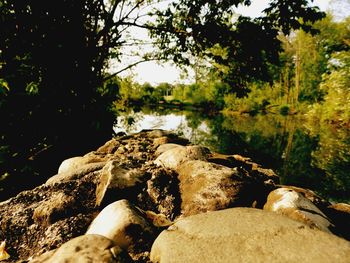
[0,0,144,199]
[305,18,350,127]
[305,118,350,201]
[0,0,344,200]
[150,0,325,95]
[220,15,349,117]
[279,105,290,116]
[223,83,279,114]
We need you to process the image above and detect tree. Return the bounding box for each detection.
[0,0,326,199]
[0,0,325,99]
[149,0,325,96]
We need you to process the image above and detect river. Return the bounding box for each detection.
[114,106,350,203]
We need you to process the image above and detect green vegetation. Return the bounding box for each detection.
[117,13,350,128]
[0,0,346,200]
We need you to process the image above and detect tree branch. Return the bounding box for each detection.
[104,58,160,81]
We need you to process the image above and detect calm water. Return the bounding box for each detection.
[114,107,350,203]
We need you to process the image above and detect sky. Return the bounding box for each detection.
[114,0,333,85]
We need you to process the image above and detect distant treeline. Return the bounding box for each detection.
[114,15,350,126]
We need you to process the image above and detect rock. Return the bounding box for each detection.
[146,129,169,138]
[29,250,55,262]
[326,203,350,241]
[58,152,106,174]
[208,153,279,184]
[177,160,262,216]
[153,135,189,148]
[58,156,85,174]
[328,203,350,213]
[46,162,106,185]
[278,185,331,210]
[145,166,181,220]
[153,137,171,147]
[0,241,10,261]
[29,234,131,263]
[3,129,348,263]
[155,143,184,157]
[154,145,210,170]
[263,187,333,233]
[86,199,155,250]
[96,138,120,154]
[32,192,76,225]
[95,161,148,207]
[150,207,350,263]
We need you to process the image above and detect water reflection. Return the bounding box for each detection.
[113,110,212,144]
[114,107,350,203]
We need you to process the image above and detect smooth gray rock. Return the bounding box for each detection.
[264,187,333,233]
[46,162,106,185]
[151,207,350,263]
[154,145,210,170]
[155,143,184,157]
[58,152,107,174]
[86,199,154,250]
[95,161,147,206]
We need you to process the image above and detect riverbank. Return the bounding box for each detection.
[0,130,349,262]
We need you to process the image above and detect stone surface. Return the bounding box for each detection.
[147,129,169,138]
[153,137,172,147]
[207,153,279,184]
[95,161,148,207]
[155,143,184,157]
[29,234,131,263]
[0,130,166,262]
[0,181,97,261]
[2,130,349,263]
[145,166,181,220]
[150,207,350,263]
[46,162,106,185]
[96,138,120,154]
[58,152,106,174]
[278,185,331,210]
[86,199,155,250]
[154,145,210,170]
[326,203,350,241]
[177,160,266,216]
[330,202,350,213]
[263,187,333,233]
[32,192,76,225]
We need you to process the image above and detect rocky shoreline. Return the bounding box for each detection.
[0,130,349,262]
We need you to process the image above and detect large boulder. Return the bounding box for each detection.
[145,166,181,220]
[57,152,107,174]
[29,234,131,263]
[263,187,333,233]
[155,144,184,157]
[46,162,106,185]
[95,161,148,207]
[86,200,155,251]
[277,185,331,210]
[154,146,210,170]
[177,160,267,216]
[150,207,350,263]
[96,138,120,154]
[207,153,279,183]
